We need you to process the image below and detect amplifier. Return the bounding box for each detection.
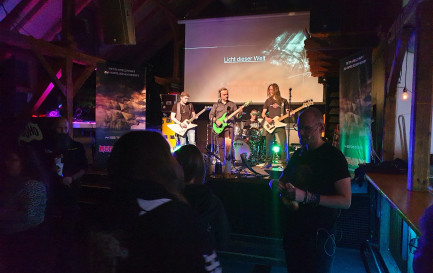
[162,117,176,151]
[161,94,178,113]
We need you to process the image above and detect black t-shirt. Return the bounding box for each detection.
[279,142,350,232]
[263,97,289,119]
[112,182,221,273]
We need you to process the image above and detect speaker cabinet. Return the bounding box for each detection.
[161,94,178,113]
[162,117,176,151]
[100,0,136,45]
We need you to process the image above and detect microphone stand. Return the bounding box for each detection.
[286,88,292,160]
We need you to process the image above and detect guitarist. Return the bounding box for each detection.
[170,91,197,145]
[209,88,244,168]
[262,83,289,168]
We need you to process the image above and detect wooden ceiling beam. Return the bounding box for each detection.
[0,0,34,29]
[0,27,105,66]
[12,0,49,32]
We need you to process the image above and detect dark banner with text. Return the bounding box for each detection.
[94,63,146,169]
[339,51,372,173]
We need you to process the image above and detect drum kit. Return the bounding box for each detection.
[233,121,265,165]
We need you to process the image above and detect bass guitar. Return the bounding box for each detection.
[263,99,314,133]
[212,100,252,134]
[168,106,211,136]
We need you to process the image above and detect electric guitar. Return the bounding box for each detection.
[168,106,211,136]
[263,99,314,133]
[212,100,252,134]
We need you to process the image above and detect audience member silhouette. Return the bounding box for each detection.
[107,131,222,272]
[43,117,88,272]
[0,145,48,273]
[413,204,433,273]
[174,144,230,250]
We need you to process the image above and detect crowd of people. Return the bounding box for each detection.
[1,87,432,273]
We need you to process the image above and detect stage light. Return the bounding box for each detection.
[272,145,280,153]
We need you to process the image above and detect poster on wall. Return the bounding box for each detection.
[94,63,146,168]
[339,51,372,173]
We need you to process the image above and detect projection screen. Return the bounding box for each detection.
[180,12,323,104]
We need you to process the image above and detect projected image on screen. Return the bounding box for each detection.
[181,12,323,104]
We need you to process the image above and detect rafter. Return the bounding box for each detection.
[0,27,105,65]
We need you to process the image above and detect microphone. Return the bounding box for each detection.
[289,88,292,92]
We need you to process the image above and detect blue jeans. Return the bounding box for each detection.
[177,128,196,146]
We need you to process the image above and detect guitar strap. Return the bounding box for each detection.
[176,102,181,121]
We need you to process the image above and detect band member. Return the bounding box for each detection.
[170,91,196,146]
[244,109,262,131]
[262,83,289,167]
[209,88,243,169]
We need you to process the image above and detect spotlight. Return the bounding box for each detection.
[272,145,280,153]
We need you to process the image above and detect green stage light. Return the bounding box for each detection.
[272,145,280,153]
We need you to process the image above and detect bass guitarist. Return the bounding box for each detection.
[209,87,244,169]
[171,91,197,145]
[262,83,289,168]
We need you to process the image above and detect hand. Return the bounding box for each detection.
[181,122,187,128]
[279,182,301,210]
[62,176,73,187]
[216,120,222,126]
[266,117,273,123]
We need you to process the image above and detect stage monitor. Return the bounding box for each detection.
[180,12,323,104]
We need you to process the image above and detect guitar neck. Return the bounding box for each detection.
[277,105,306,121]
[186,107,209,123]
[226,101,251,120]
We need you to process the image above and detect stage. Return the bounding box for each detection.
[80,167,370,248]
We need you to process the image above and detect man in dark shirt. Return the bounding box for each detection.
[277,107,351,273]
[209,88,243,172]
[44,117,88,272]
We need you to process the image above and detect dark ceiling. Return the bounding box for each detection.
[0,0,400,81]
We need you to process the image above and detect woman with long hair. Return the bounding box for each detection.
[174,144,230,250]
[106,131,221,272]
[0,144,48,273]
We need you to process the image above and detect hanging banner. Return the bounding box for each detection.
[94,63,146,169]
[339,51,372,173]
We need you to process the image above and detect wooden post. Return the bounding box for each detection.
[408,0,433,191]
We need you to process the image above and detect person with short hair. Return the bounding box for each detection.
[244,109,262,131]
[43,117,88,272]
[171,91,197,146]
[209,88,243,169]
[277,107,351,273]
